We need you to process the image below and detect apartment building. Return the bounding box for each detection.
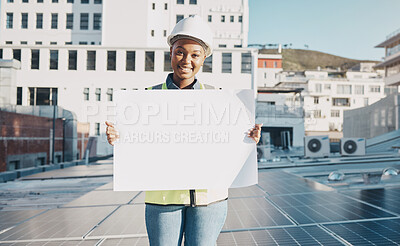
[275,65,385,141]
[375,27,400,87]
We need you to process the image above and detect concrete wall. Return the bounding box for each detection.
[343,94,399,139]
[0,59,20,106]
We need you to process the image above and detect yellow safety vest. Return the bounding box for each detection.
[145,81,226,206]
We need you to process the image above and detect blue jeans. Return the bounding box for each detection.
[145,200,227,246]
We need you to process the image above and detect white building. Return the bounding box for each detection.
[276,66,386,141]
[0,0,255,157]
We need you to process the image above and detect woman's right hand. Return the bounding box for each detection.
[105,121,119,146]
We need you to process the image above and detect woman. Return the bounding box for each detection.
[106,15,262,246]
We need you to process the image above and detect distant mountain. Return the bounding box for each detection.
[259,49,379,71]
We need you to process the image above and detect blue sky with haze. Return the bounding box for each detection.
[248,0,400,60]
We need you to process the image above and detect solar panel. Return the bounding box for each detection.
[87,204,147,238]
[95,182,113,191]
[0,206,117,241]
[223,197,294,230]
[0,239,101,245]
[257,171,321,195]
[324,219,400,245]
[228,185,267,198]
[62,190,140,207]
[341,188,400,215]
[0,210,45,232]
[269,192,396,224]
[101,237,149,246]
[217,225,341,245]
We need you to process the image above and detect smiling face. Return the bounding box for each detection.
[170,38,206,87]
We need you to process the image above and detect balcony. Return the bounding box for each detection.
[256,103,304,118]
[384,72,400,86]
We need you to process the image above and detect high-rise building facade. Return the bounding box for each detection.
[0,0,256,157]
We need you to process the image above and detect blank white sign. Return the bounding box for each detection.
[113,90,257,191]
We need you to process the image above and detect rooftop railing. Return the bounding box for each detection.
[386,27,400,41]
[256,104,304,118]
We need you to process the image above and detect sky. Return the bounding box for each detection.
[248,0,400,61]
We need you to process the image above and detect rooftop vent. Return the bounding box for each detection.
[328,171,345,181]
[382,167,399,176]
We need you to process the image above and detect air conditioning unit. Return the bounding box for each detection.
[340,138,366,156]
[304,136,330,158]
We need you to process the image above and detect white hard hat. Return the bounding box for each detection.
[167,15,213,57]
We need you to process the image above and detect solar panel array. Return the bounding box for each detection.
[1,170,400,245]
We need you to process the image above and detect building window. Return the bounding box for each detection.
[80,13,89,30]
[208,15,212,22]
[152,3,155,9]
[107,51,116,71]
[164,51,172,72]
[81,0,89,3]
[313,110,322,118]
[189,0,196,4]
[94,0,101,3]
[165,3,168,9]
[87,50,96,70]
[5,41,13,44]
[331,110,340,118]
[230,16,234,22]
[315,83,322,93]
[324,84,331,90]
[31,49,40,69]
[66,13,73,29]
[83,88,89,100]
[68,50,77,70]
[126,51,135,71]
[95,123,100,135]
[37,0,43,2]
[67,0,74,3]
[218,44,227,48]
[241,52,251,74]
[7,0,14,2]
[177,0,184,4]
[36,13,43,29]
[17,87,22,105]
[22,0,28,2]
[8,161,20,171]
[364,98,369,106]
[79,41,87,45]
[6,13,13,29]
[369,85,381,93]
[50,50,58,70]
[314,97,319,104]
[145,51,155,72]
[0,49,3,59]
[273,61,278,68]
[13,49,21,61]
[176,15,184,23]
[21,13,28,29]
[336,84,352,94]
[50,41,57,45]
[222,53,232,73]
[221,15,225,22]
[93,13,101,30]
[151,30,154,37]
[35,41,42,45]
[51,13,58,29]
[332,98,350,107]
[238,16,243,23]
[107,88,113,101]
[28,87,57,106]
[203,55,212,73]
[354,85,364,95]
[52,0,58,2]
[95,88,101,101]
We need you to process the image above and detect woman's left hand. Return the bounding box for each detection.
[248,124,263,144]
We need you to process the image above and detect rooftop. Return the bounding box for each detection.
[0,156,400,245]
